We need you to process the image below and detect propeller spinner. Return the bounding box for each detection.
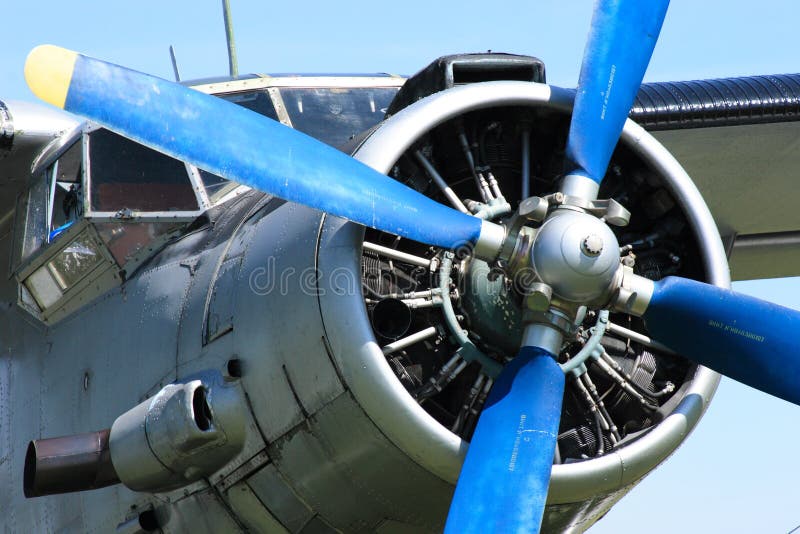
[24,2,800,530]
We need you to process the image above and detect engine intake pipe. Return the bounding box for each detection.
[371,298,412,340]
[24,429,120,497]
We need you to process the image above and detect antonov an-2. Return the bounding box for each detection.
[4,2,800,532]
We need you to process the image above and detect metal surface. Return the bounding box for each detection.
[362,240,431,268]
[530,209,620,303]
[613,265,655,316]
[474,220,506,261]
[190,75,405,95]
[169,45,181,82]
[521,323,564,357]
[651,121,800,279]
[560,173,600,201]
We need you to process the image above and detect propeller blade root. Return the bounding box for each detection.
[644,276,800,406]
[445,347,565,534]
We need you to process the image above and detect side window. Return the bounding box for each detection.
[16,172,48,265]
[48,141,83,240]
[14,141,83,266]
[198,169,239,202]
[195,90,283,203]
[88,129,199,213]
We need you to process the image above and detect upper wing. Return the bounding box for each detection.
[631,74,800,281]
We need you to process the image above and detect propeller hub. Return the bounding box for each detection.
[530,209,620,303]
[581,234,604,257]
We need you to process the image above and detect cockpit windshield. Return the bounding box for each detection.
[278,87,396,147]
[216,85,399,148]
[204,84,401,197]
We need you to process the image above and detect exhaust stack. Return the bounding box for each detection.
[24,429,120,497]
[24,371,245,497]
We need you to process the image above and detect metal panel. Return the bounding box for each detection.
[205,256,240,343]
[234,203,344,441]
[207,402,268,489]
[652,121,800,279]
[246,463,315,533]
[191,76,405,96]
[298,516,338,534]
[160,490,241,534]
[226,481,289,534]
[267,392,451,533]
[217,450,271,492]
[0,305,137,533]
[374,520,422,534]
[729,233,800,280]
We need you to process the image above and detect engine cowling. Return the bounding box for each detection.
[317,80,725,530]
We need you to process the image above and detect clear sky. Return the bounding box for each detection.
[3,1,800,532]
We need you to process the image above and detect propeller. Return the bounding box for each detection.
[445,1,671,531]
[24,1,800,531]
[23,45,503,255]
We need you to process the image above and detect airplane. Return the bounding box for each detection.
[4,1,800,529]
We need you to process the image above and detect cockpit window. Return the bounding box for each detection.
[196,90,282,201]
[279,87,397,147]
[17,173,48,265]
[220,91,279,121]
[88,129,198,212]
[15,141,83,265]
[49,141,82,240]
[198,169,240,202]
[201,86,399,194]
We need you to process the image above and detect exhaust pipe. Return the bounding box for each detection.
[24,370,245,497]
[24,429,120,497]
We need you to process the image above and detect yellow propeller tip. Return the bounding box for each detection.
[24,45,78,109]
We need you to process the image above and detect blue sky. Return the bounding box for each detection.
[3,1,800,532]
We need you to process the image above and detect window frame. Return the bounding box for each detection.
[11,124,226,323]
[81,124,208,223]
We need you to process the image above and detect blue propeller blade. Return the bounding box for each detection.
[445,347,564,534]
[644,276,800,406]
[566,0,670,184]
[24,46,484,250]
